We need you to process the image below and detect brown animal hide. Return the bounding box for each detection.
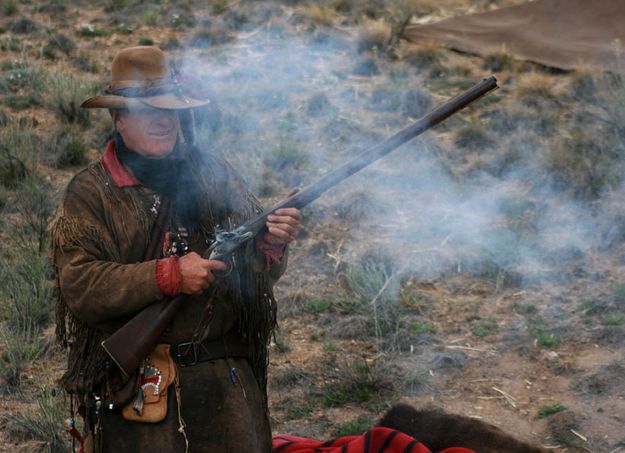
[377,404,548,453]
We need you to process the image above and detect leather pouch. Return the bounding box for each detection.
[122,344,177,423]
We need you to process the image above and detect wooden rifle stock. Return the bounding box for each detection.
[102,76,499,377]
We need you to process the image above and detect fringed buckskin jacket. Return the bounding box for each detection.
[51,140,286,453]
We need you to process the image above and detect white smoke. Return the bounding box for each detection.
[178,28,621,287]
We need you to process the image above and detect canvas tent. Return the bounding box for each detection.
[403,0,625,71]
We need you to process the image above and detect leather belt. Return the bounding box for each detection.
[172,336,249,367]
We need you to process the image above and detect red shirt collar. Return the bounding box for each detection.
[102,140,141,187]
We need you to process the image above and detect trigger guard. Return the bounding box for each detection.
[214,259,233,278]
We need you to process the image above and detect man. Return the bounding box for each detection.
[51,46,301,452]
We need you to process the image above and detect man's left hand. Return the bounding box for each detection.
[263,207,302,247]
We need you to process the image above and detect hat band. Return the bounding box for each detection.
[106,84,175,98]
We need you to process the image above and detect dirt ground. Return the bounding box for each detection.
[268,213,625,452]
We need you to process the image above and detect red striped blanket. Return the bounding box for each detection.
[273,427,477,453]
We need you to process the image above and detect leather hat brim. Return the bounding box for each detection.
[80,93,210,110]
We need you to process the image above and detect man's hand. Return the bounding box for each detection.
[179,252,227,295]
[263,207,302,247]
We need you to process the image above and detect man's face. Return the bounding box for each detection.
[114,106,179,158]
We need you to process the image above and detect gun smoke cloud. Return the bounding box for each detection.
[178,25,625,292]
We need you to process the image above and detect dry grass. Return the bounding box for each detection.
[398,42,445,70]
[516,72,558,107]
[299,4,337,28]
[482,46,516,72]
[356,18,391,54]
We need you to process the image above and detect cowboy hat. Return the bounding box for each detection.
[81,46,210,110]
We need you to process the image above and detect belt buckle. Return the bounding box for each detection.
[176,342,197,367]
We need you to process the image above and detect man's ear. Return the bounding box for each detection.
[109,109,126,132]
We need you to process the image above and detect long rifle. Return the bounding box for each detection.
[102,76,499,377]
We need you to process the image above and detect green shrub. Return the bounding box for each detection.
[49,124,89,168]
[346,258,392,304]
[0,36,21,51]
[46,32,75,55]
[12,173,55,252]
[527,318,560,347]
[517,73,556,108]
[8,15,39,34]
[0,195,53,390]
[483,49,515,72]
[579,299,609,316]
[602,314,625,326]
[4,92,41,109]
[538,403,567,418]
[262,139,308,182]
[305,93,333,117]
[537,333,560,348]
[471,318,498,337]
[287,399,316,419]
[454,123,495,150]
[139,6,160,26]
[569,71,597,101]
[409,321,436,335]
[0,0,18,16]
[72,52,99,73]
[1,61,45,93]
[513,303,538,315]
[3,383,69,450]
[0,323,45,390]
[352,58,379,76]
[34,0,68,14]
[548,127,624,199]
[335,298,368,316]
[324,342,338,352]
[331,0,353,13]
[1,237,54,330]
[209,0,229,14]
[42,44,57,61]
[103,0,141,10]
[613,283,625,306]
[345,256,400,339]
[0,185,7,209]
[45,72,93,125]
[369,86,402,112]
[321,359,392,408]
[552,69,625,199]
[170,13,196,29]
[0,124,38,188]
[138,37,155,46]
[304,299,331,314]
[356,18,390,54]
[333,415,374,437]
[401,43,442,70]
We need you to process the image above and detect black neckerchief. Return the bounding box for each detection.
[115,132,201,230]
